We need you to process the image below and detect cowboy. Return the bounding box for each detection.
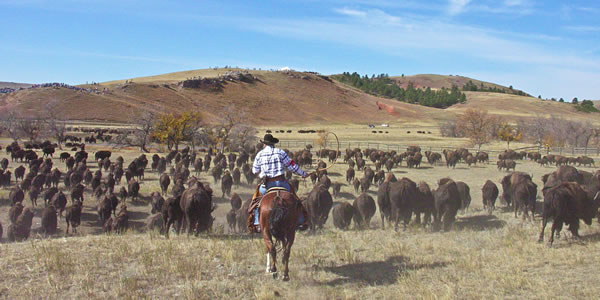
[248,134,310,232]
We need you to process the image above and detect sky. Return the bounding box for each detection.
[1,0,599,100]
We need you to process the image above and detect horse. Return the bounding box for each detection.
[259,188,302,281]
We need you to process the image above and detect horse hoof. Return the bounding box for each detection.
[272,272,278,279]
[282,275,290,281]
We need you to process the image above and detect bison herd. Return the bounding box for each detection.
[0,138,599,248]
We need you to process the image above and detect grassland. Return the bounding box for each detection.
[1,126,600,298]
[2,69,598,126]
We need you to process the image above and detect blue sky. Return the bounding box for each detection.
[1,0,599,100]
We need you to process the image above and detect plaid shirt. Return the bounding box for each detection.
[252,145,307,178]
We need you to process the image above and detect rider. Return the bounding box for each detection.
[248,134,310,232]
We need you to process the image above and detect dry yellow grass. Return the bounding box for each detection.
[1,130,600,299]
[3,68,599,126]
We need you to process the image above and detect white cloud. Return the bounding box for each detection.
[334,7,367,17]
[564,25,600,32]
[504,0,528,7]
[448,0,471,15]
[246,8,600,99]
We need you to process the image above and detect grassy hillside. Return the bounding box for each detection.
[390,74,516,91]
[0,69,442,125]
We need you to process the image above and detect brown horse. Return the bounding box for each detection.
[259,189,301,281]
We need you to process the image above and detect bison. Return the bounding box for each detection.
[353,193,376,228]
[539,182,599,246]
[305,184,333,231]
[332,202,355,230]
[179,181,214,235]
[433,178,461,232]
[8,207,34,241]
[482,180,499,215]
[41,205,58,235]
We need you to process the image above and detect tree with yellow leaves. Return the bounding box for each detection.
[497,122,523,149]
[153,112,202,150]
[456,108,496,151]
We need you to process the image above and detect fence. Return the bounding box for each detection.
[278,140,600,157]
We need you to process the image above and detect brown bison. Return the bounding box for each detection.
[230,193,242,210]
[65,201,82,234]
[179,181,214,235]
[332,202,355,230]
[352,178,360,193]
[482,180,499,215]
[353,193,376,228]
[433,178,461,232]
[8,207,34,241]
[41,205,58,235]
[221,171,233,197]
[414,182,435,225]
[9,186,25,205]
[500,172,533,207]
[163,196,183,238]
[388,177,418,231]
[151,192,165,214]
[128,179,140,201]
[52,190,68,216]
[305,184,333,231]
[497,159,516,171]
[455,181,472,213]
[539,182,599,246]
[332,182,341,199]
[9,202,24,224]
[360,177,371,193]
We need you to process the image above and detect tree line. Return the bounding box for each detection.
[442,108,600,153]
[333,72,467,108]
[0,104,258,153]
[462,80,530,97]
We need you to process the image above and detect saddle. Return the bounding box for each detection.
[247,186,298,214]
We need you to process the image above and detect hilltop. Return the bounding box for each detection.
[0,81,33,89]
[0,69,596,125]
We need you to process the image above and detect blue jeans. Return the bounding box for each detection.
[254,181,304,225]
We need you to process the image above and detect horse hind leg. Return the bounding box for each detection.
[283,236,295,281]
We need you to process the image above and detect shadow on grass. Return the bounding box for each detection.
[321,255,448,286]
[454,215,506,231]
[336,192,356,200]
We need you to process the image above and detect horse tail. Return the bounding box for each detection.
[269,195,288,242]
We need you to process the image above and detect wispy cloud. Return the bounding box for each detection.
[564,25,600,32]
[334,7,367,17]
[447,0,471,15]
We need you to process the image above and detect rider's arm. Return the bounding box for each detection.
[252,152,261,175]
[281,150,307,177]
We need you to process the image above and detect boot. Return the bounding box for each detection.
[297,203,310,231]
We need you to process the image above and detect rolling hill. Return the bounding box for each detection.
[0,69,596,125]
[0,81,33,89]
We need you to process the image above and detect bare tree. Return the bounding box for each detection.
[229,124,258,151]
[439,119,463,138]
[579,122,598,155]
[213,105,250,152]
[1,111,21,141]
[18,116,45,142]
[523,114,550,147]
[112,111,158,152]
[43,101,67,148]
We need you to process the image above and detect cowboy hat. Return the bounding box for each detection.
[261,134,279,145]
